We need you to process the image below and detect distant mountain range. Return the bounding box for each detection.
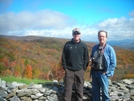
[0,35,47,41]
[0,34,134,50]
[107,40,134,50]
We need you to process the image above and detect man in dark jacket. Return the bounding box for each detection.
[62,28,89,101]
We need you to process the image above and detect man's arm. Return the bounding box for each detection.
[106,46,117,77]
[83,45,89,71]
[62,44,67,70]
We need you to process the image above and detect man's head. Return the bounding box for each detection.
[72,28,81,42]
[98,30,107,46]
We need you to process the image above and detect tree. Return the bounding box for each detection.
[51,60,65,83]
[23,64,32,79]
[32,67,41,79]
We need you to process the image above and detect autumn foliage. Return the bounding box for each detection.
[0,37,134,81]
[51,60,65,82]
[1,69,12,76]
[122,74,134,79]
[23,64,32,79]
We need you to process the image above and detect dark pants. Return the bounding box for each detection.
[63,68,84,101]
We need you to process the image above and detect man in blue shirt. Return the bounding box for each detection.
[90,30,116,101]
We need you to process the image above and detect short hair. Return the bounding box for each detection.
[98,30,108,37]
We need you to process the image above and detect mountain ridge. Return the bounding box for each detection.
[1,34,133,50]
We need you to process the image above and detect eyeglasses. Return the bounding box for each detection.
[73,32,80,35]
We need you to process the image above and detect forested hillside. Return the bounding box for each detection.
[0,37,134,81]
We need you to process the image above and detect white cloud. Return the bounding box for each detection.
[0,10,134,42]
[94,17,134,41]
[0,10,75,34]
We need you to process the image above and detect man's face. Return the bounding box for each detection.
[73,32,81,42]
[98,32,107,45]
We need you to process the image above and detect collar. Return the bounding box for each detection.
[71,38,81,44]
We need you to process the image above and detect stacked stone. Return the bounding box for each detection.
[0,78,134,101]
[109,79,134,101]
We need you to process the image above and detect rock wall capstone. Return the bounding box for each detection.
[0,78,134,101]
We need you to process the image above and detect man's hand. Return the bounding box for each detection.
[103,72,106,75]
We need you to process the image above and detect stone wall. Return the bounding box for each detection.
[0,78,134,101]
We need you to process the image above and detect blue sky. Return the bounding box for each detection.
[0,0,134,42]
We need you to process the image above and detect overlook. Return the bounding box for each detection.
[0,36,134,82]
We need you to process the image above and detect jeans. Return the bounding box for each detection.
[91,70,110,101]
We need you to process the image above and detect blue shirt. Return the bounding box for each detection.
[90,44,117,77]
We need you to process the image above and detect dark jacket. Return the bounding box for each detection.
[62,39,89,71]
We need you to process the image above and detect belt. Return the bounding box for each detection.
[92,68,105,72]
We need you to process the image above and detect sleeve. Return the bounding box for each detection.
[89,47,94,77]
[83,45,89,71]
[89,45,97,76]
[106,46,117,77]
[62,44,67,70]
[90,47,94,59]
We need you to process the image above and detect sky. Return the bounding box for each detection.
[0,0,134,42]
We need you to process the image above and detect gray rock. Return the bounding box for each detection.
[130,89,134,96]
[11,87,18,93]
[35,93,43,97]
[110,95,119,101]
[12,82,25,88]
[20,97,32,101]
[0,97,6,101]
[123,93,130,100]
[83,94,90,100]
[18,85,28,90]
[30,89,40,95]
[44,89,53,96]
[110,86,117,92]
[110,91,118,96]
[52,86,59,93]
[7,88,12,93]
[131,95,134,100]
[1,81,6,90]
[0,90,7,97]
[47,94,58,101]
[0,78,134,101]
[31,95,38,99]
[126,85,134,89]
[108,79,112,86]
[6,82,14,89]
[16,89,32,97]
[29,84,42,89]
[10,96,21,101]
[38,96,46,100]
[84,81,89,87]
[38,88,46,93]
[118,91,124,96]
[6,92,15,99]
[53,80,58,85]
[122,79,133,85]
